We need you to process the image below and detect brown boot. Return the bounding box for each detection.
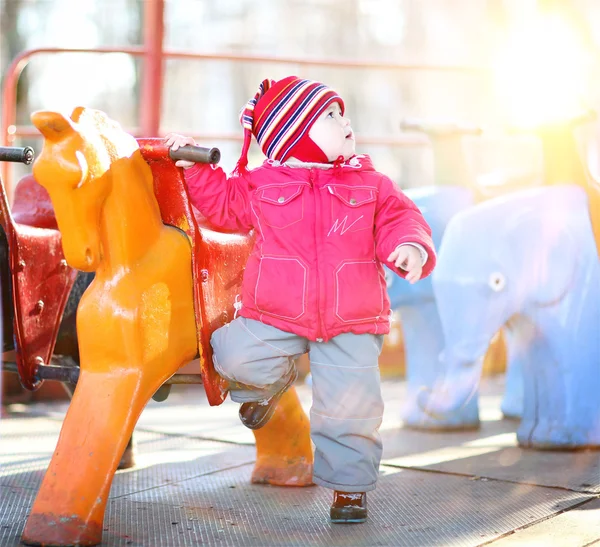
[238,369,298,430]
[330,491,367,523]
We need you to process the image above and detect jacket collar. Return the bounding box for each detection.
[263,154,373,172]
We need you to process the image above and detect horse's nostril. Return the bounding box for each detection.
[85,248,93,265]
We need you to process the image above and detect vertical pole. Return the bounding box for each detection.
[140,0,165,137]
[538,123,586,187]
[538,122,600,259]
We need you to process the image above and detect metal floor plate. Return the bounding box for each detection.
[1,429,257,497]
[0,462,593,547]
[2,378,600,546]
[383,425,600,494]
[490,497,600,546]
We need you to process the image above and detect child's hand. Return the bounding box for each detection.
[164,133,197,169]
[388,244,423,284]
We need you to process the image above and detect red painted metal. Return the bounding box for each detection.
[4,127,431,148]
[11,174,58,229]
[0,47,145,190]
[155,50,488,72]
[7,137,250,402]
[2,47,478,145]
[140,0,165,137]
[1,175,77,390]
[139,138,254,405]
[1,46,481,195]
[7,139,254,401]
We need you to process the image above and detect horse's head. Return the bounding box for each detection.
[31,107,138,271]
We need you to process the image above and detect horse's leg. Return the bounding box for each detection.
[251,387,313,486]
[21,364,176,546]
[61,380,136,470]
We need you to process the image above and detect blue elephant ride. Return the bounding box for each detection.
[386,185,476,429]
[418,184,600,448]
[387,119,536,430]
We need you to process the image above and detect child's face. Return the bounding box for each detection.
[309,102,355,161]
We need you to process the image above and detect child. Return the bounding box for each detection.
[165,76,435,524]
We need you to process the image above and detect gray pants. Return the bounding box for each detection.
[211,317,384,492]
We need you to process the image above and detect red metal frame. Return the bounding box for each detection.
[1,175,77,390]
[140,0,165,137]
[0,0,487,194]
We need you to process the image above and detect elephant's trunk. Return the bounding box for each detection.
[417,343,487,418]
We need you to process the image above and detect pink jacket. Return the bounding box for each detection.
[184,155,435,342]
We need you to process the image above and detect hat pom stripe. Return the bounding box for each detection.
[260,83,324,147]
[234,78,275,174]
[266,91,341,161]
[265,87,336,160]
[255,79,310,142]
[276,95,341,162]
[239,79,274,130]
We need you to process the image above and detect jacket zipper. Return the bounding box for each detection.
[311,169,325,342]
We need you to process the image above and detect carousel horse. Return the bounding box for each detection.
[22,107,312,547]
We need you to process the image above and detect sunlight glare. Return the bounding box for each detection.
[493,14,592,128]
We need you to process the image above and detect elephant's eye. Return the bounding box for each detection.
[488,272,506,292]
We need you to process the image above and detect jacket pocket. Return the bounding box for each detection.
[327,185,377,235]
[258,183,306,229]
[335,260,385,323]
[255,256,307,320]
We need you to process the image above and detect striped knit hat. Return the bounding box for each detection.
[235,76,345,173]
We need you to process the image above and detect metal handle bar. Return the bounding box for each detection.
[169,144,221,165]
[0,146,34,165]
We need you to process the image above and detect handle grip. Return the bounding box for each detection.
[0,146,35,165]
[169,145,221,165]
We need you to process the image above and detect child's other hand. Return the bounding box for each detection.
[388,244,423,284]
[164,133,197,169]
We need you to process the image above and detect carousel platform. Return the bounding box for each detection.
[1,376,599,547]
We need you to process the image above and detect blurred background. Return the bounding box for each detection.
[2,0,600,189]
[2,0,600,397]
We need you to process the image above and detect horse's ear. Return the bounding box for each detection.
[31,111,74,140]
[71,106,86,123]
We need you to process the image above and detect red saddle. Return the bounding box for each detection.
[8,143,253,405]
[2,174,76,390]
[140,139,253,405]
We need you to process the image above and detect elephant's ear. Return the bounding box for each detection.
[515,215,578,306]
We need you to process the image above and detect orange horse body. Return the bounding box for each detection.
[22,108,312,546]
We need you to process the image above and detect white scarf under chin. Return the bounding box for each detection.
[281,159,335,169]
[278,155,363,170]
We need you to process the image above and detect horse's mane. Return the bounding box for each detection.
[71,106,139,161]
